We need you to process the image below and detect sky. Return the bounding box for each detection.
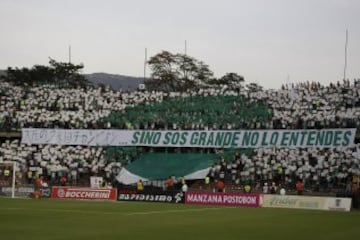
[0,0,359,89]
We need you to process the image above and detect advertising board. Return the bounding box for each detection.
[51,187,117,201]
[262,195,351,212]
[0,186,34,198]
[185,192,261,207]
[118,190,184,203]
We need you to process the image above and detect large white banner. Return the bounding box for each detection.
[21,128,356,148]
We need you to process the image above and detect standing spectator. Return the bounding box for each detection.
[71,169,77,186]
[27,170,33,184]
[16,171,23,186]
[276,166,284,183]
[270,182,277,194]
[244,183,251,193]
[279,187,286,196]
[50,170,56,185]
[4,168,10,181]
[166,176,174,191]
[263,182,269,194]
[34,176,43,199]
[60,175,67,186]
[204,176,210,189]
[217,179,225,193]
[137,179,144,192]
[35,176,43,189]
[181,181,188,193]
[296,180,304,195]
[351,182,360,208]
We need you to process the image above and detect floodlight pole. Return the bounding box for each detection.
[185,40,187,56]
[144,48,147,81]
[69,45,72,64]
[343,30,348,81]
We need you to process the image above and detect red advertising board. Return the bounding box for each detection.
[185,191,261,207]
[51,187,117,201]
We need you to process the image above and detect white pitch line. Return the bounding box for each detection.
[0,206,237,216]
[0,207,116,215]
[125,207,237,216]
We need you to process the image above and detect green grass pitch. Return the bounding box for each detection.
[0,197,359,240]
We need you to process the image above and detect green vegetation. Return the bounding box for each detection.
[145,51,245,92]
[0,58,88,87]
[146,50,214,92]
[0,198,359,240]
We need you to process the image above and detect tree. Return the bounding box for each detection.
[246,82,263,92]
[145,51,179,91]
[30,65,55,85]
[208,72,244,86]
[145,51,213,92]
[48,58,88,87]
[2,67,34,86]
[0,59,88,87]
[219,72,244,84]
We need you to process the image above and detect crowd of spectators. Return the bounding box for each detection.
[0,78,360,194]
[1,79,360,131]
[0,139,121,186]
[209,146,359,193]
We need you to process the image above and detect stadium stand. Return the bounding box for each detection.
[0,77,359,202]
